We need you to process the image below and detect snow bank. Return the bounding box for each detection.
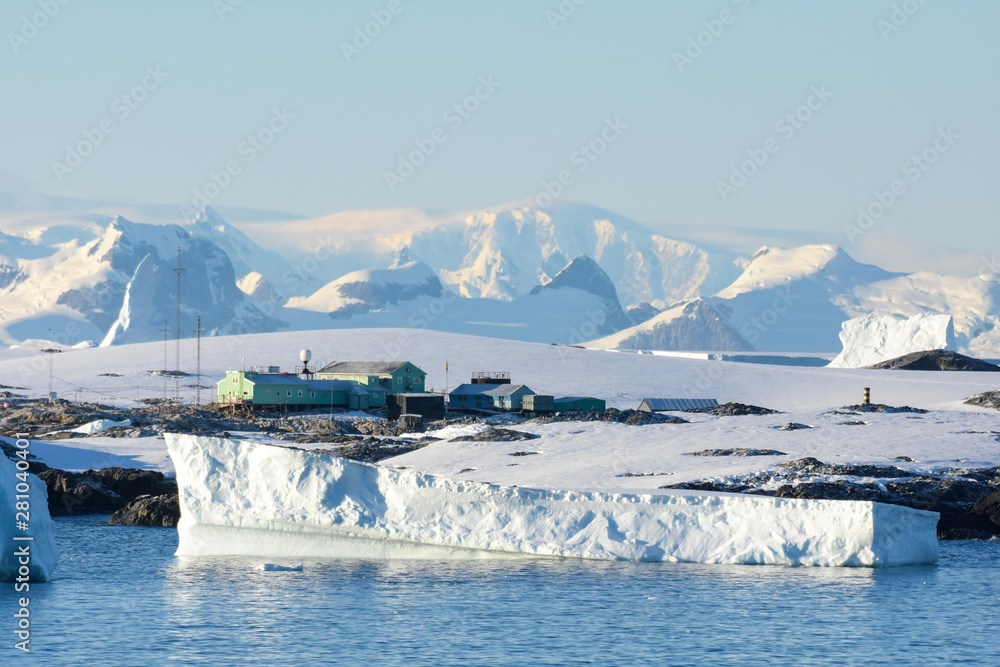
[166,435,938,567]
[57,419,132,436]
[828,313,955,368]
[0,446,59,582]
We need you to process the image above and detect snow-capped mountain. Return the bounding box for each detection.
[286,262,444,318]
[527,255,633,333]
[0,216,285,347]
[588,299,753,352]
[394,202,746,307]
[1,193,998,357]
[594,244,999,356]
[186,207,311,301]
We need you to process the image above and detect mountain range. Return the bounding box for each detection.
[0,197,997,357]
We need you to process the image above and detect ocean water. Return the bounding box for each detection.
[4,516,1000,666]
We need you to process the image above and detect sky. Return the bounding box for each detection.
[0,0,997,274]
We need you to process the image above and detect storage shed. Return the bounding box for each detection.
[387,393,445,421]
[638,398,719,412]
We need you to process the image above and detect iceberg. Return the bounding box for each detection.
[0,444,59,582]
[166,434,939,567]
[828,313,955,368]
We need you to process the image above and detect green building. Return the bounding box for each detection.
[216,371,386,410]
[316,361,427,395]
[553,396,606,413]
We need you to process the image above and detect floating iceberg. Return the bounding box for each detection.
[828,313,955,368]
[0,444,59,582]
[166,434,939,568]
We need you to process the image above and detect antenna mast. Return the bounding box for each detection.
[174,245,184,372]
[196,315,204,406]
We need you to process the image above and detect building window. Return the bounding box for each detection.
[310,391,316,398]
[265,390,270,397]
[397,378,402,384]
[232,377,238,384]
[287,390,292,397]
[298,390,303,397]
[415,377,421,383]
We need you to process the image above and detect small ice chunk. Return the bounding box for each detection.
[261,563,303,572]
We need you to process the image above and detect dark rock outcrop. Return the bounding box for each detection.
[867,349,1000,372]
[451,428,540,442]
[107,494,179,527]
[688,448,787,457]
[37,467,176,516]
[665,458,1000,540]
[684,402,780,416]
[965,391,1000,411]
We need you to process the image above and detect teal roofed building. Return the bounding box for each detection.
[216,370,386,410]
[316,360,427,395]
[448,383,536,412]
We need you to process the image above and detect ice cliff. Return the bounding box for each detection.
[0,442,59,582]
[166,435,938,567]
[828,313,956,369]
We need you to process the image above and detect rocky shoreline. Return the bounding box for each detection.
[666,457,1000,540]
[4,396,1000,538]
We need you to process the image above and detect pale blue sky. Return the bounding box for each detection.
[1,1,997,271]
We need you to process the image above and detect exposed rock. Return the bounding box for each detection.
[684,402,780,416]
[510,451,539,457]
[688,448,787,457]
[838,403,928,414]
[965,391,1000,411]
[83,467,176,499]
[867,349,1000,372]
[38,469,122,516]
[777,423,811,431]
[779,457,910,478]
[839,420,868,426]
[107,494,179,527]
[314,440,428,464]
[451,428,540,442]
[528,408,688,426]
[665,459,1000,539]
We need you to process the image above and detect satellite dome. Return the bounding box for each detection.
[300,349,312,363]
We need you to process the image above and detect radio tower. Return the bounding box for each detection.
[195,315,204,406]
[174,246,184,372]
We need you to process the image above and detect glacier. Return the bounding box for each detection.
[166,434,939,567]
[828,313,956,368]
[0,443,59,582]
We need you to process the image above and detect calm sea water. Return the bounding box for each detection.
[3,516,999,666]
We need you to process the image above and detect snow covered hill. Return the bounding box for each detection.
[588,299,753,351]
[287,262,445,318]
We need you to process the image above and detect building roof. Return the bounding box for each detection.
[554,396,602,403]
[234,373,373,394]
[449,383,533,397]
[640,398,718,411]
[317,360,422,375]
